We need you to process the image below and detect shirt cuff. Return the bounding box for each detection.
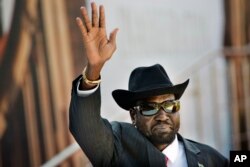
[77,77,99,97]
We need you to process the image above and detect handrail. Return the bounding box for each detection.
[224,43,250,56]
[177,44,250,79]
[40,142,80,167]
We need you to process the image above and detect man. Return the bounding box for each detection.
[69,2,229,167]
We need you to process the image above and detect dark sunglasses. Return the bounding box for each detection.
[133,100,180,116]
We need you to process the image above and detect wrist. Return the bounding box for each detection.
[85,63,103,79]
[82,66,101,85]
[80,78,98,90]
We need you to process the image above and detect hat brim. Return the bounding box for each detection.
[112,79,189,110]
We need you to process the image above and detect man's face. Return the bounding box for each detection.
[130,94,180,150]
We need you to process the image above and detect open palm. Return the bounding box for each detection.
[76,3,118,68]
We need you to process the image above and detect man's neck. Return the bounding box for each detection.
[154,137,176,151]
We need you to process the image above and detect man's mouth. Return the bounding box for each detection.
[152,123,173,133]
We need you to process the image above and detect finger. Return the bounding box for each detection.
[91,2,99,27]
[109,28,119,46]
[99,5,106,28]
[80,6,92,31]
[76,17,87,36]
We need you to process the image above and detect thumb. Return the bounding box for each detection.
[109,28,119,46]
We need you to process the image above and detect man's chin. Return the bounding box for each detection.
[149,132,176,145]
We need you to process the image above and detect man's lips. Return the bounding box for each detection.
[152,123,173,132]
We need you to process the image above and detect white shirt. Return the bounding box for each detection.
[77,78,99,97]
[77,79,188,167]
[162,135,188,167]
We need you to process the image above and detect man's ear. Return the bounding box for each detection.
[129,109,136,123]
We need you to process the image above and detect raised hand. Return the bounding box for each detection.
[76,2,118,83]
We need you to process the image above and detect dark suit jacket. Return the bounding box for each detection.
[69,76,229,167]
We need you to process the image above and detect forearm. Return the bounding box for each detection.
[69,84,114,166]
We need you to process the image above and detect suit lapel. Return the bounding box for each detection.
[178,134,207,167]
[145,138,166,167]
[120,124,166,167]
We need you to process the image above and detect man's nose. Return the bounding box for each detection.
[154,108,169,121]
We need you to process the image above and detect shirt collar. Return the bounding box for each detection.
[162,135,179,163]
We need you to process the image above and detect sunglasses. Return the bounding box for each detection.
[133,100,180,116]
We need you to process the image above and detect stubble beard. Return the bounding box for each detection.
[148,129,176,145]
[137,124,178,146]
[144,122,179,146]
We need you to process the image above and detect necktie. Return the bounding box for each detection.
[165,156,168,167]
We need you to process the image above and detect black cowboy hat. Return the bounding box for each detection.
[112,64,189,110]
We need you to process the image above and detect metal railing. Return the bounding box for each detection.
[41,142,80,167]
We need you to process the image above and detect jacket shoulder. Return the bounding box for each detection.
[185,138,224,155]
[111,121,133,133]
[181,136,229,166]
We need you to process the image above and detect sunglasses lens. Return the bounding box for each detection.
[164,105,174,112]
[163,101,180,113]
[140,104,158,116]
[141,109,158,116]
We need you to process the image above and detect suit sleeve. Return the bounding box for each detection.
[69,76,116,166]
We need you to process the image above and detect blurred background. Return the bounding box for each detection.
[0,0,249,166]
